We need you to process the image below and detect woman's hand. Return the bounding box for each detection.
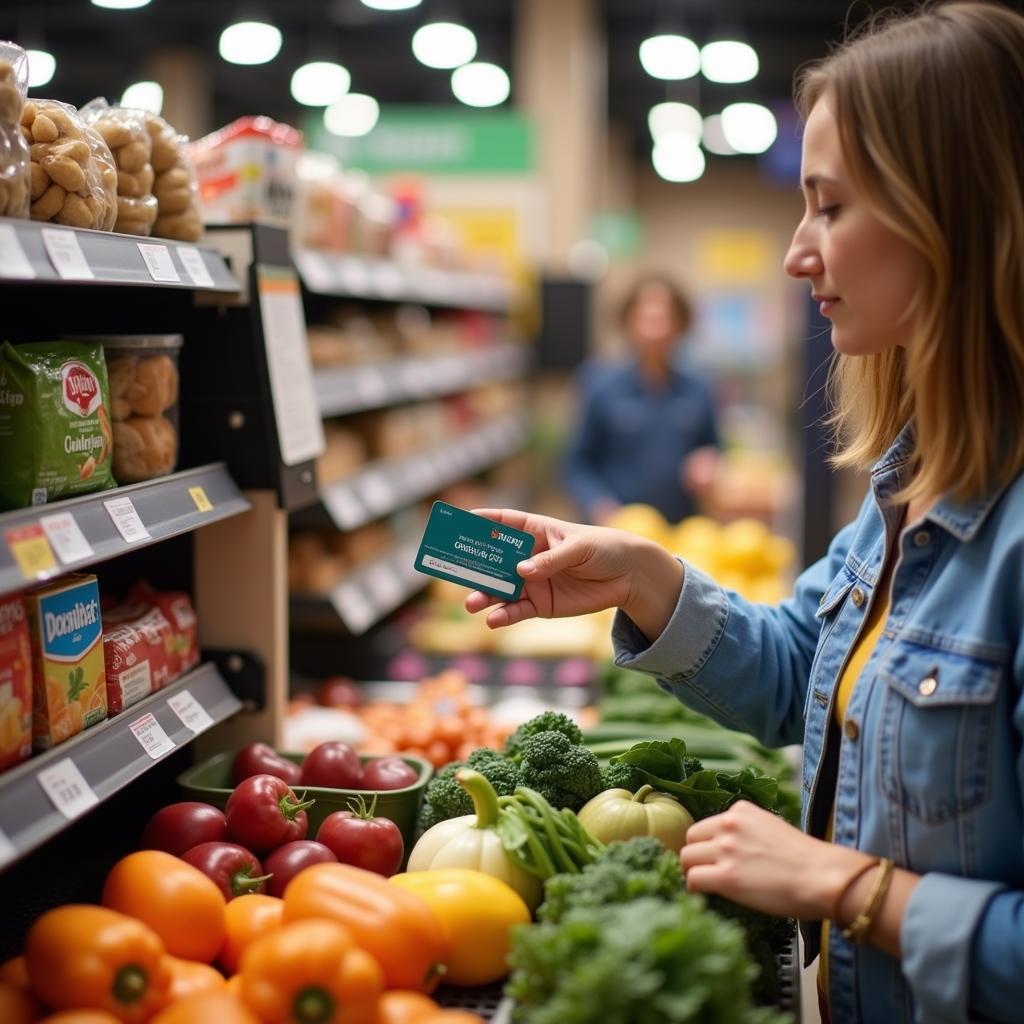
[680,800,874,921]
[463,508,684,641]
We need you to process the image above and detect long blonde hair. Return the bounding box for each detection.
[796,1,1024,502]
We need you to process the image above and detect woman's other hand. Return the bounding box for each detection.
[464,508,684,642]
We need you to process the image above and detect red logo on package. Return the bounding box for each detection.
[61,360,101,417]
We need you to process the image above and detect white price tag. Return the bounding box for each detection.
[359,471,394,514]
[323,485,364,529]
[104,496,151,544]
[0,224,35,279]
[137,243,181,283]
[177,246,216,288]
[355,367,388,405]
[37,758,99,819]
[0,825,15,867]
[39,511,94,565]
[42,228,94,280]
[128,712,176,759]
[166,689,215,734]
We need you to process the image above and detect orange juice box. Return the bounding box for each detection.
[25,574,107,750]
[0,595,32,771]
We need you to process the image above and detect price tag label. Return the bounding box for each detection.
[188,486,213,513]
[355,367,388,405]
[177,246,216,288]
[137,242,181,283]
[323,486,364,530]
[167,689,215,734]
[39,511,94,565]
[128,712,176,759]
[5,524,57,580]
[104,496,151,544]
[0,224,35,279]
[37,758,99,819]
[359,471,394,514]
[41,228,94,280]
[0,825,16,867]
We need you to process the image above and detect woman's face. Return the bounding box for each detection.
[784,97,923,355]
[627,283,681,357]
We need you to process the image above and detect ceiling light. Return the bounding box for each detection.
[324,93,380,136]
[648,102,702,143]
[652,135,705,182]
[720,102,777,153]
[219,21,282,66]
[701,40,759,84]
[701,114,738,156]
[26,50,56,89]
[291,61,351,106]
[91,0,151,8]
[360,0,421,8]
[121,80,163,113]
[451,62,509,107]
[412,22,477,69]
[639,34,700,80]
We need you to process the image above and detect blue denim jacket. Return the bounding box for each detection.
[612,428,1024,1024]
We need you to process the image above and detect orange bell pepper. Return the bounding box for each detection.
[239,919,383,1024]
[25,905,171,1023]
[218,893,284,975]
[164,956,226,1003]
[102,851,227,964]
[0,980,37,1024]
[38,1013,122,1023]
[283,864,448,992]
[375,997,486,1024]
[149,992,260,1024]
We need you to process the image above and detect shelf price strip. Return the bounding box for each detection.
[5,523,58,580]
[39,511,94,565]
[166,689,215,734]
[128,712,176,759]
[137,243,181,283]
[37,758,99,819]
[104,496,151,544]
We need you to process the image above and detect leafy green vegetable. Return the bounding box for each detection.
[506,896,790,1024]
[516,731,603,812]
[505,711,583,760]
[418,754,521,832]
[598,760,645,793]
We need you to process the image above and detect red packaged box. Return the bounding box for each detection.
[0,596,32,771]
[130,582,199,677]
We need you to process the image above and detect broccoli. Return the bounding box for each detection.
[599,760,645,793]
[505,711,583,760]
[417,754,521,831]
[682,754,705,777]
[516,731,603,812]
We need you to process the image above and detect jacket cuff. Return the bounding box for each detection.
[902,872,1004,1023]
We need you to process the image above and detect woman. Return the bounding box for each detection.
[562,273,720,524]
[465,4,1024,1022]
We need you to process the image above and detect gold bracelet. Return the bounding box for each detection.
[841,857,895,945]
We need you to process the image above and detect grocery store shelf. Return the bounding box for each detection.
[317,414,529,531]
[315,343,529,417]
[0,219,238,291]
[0,463,251,598]
[0,662,242,869]
[294,248,514,312]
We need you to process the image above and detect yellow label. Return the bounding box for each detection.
[6,525,57,580]
[188,486,213,513]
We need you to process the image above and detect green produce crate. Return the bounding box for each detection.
[176,750,432,852]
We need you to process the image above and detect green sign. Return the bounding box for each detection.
[588,211,644,256]
[305,106,534,174]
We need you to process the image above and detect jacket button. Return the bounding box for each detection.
[851,587,865,608]
[918,676,938,696]
[913,530,931,547]
[844,719,860,740]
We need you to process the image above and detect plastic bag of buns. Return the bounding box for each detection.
[142,111,202,241]
[0,42,30,219]
[81,98,158,236]
[22,98,117,230]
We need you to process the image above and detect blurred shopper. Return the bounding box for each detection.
[466,4,1024,1022]
[563,273,721,524]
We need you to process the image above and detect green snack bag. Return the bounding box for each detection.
[0,340,116,510]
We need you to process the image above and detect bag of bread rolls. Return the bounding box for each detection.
[142,111,202,242]
[81,98,158,236]
[22,98,117,230]
[0,42,30,219]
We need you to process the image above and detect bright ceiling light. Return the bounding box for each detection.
[291,61,351,106]
[219,21,282,66]
[91,0,151,8]
[26,50,56,88]
[639,34,700,80]
[648,101,702,143]
[324,93,380,136]
[701,114,738,156]
[121,80,163,113]
[451,62,509,107]
[701,40,759,84]
[652,135,705,182]
[720,102,777,154]
[412,22,477,69]
[360,0,421,8]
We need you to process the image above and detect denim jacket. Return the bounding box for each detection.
[612,428,1024,1024]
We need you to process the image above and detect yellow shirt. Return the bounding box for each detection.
[818,585,891,1005]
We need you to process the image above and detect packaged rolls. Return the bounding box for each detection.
[143,111,202,241]
[0,42,30,219]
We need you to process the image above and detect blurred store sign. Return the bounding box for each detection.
[306,105,534,174]
[695,230,775,286]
